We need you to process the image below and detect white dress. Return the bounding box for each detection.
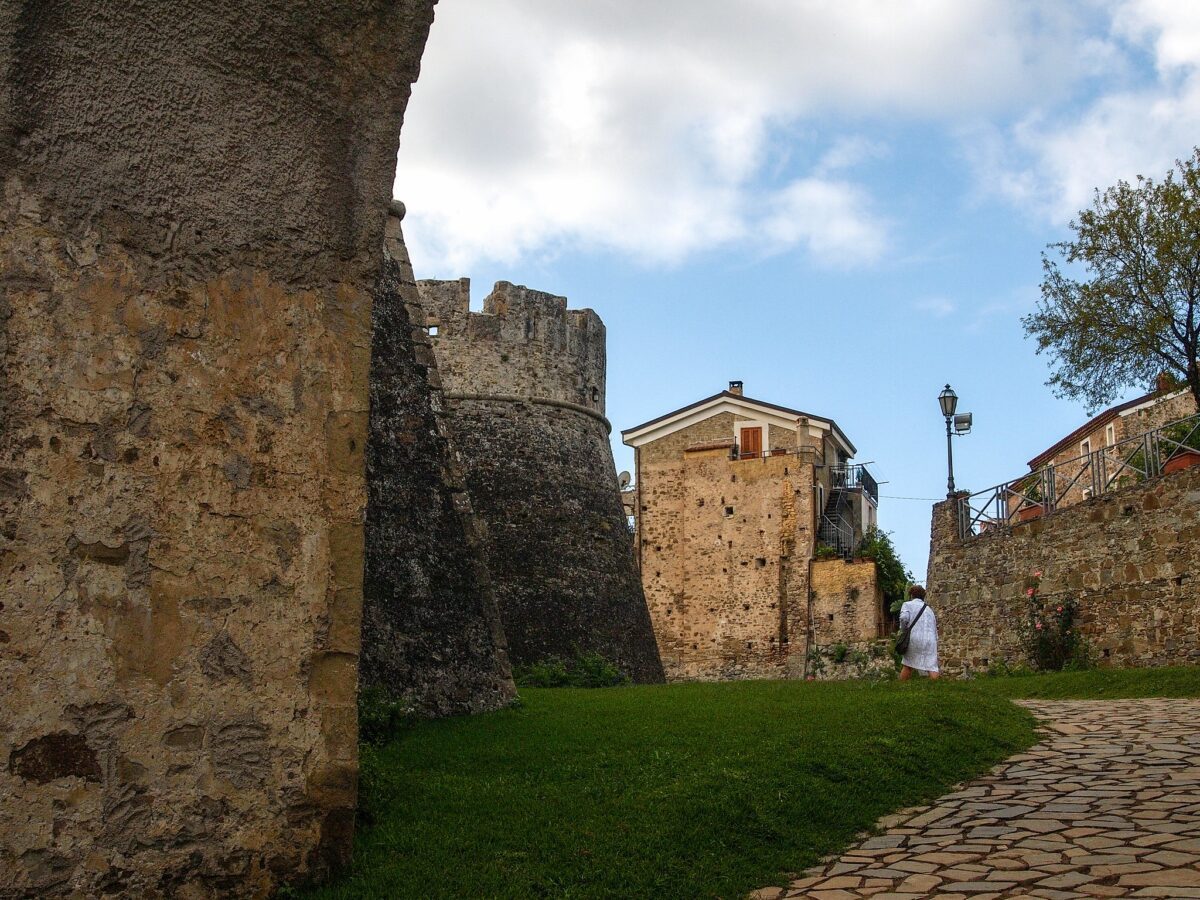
[899,599,939,673]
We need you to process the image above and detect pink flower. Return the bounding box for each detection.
[1026,587,1036,597]
[1034,570,1043,578]
[1056,606,1063,613]
[1035,622,1043,630]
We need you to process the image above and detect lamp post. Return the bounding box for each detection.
[939,384,958,497]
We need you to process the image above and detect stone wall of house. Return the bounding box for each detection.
[360,207,515,717]
[1120,390,1197,439]
[638,436,816,681]
[1034,391,1199,510]
[927,465,1200,674]
[0,2,436,896]
[416,279,663,682]
[809,558,885,647]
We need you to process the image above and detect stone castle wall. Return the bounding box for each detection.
[0,2,437,895]
[927,465,1200,674]
[809,558,885,648]
[637,430,815,681]
[418,279,606,411]
[417,279,663,682]
[360,208,515,717]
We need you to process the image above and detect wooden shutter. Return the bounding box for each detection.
[740,427,762,459]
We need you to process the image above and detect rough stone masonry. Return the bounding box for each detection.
[0,2,438,896]
[418,279,665,682]
[927,464,1200,673]
[360,205,515,716]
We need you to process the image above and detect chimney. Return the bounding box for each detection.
[728,380,743,396]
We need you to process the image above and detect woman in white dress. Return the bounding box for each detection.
[898,585,939,681]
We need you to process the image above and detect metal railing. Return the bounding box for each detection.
[958,411,1200,540]
[818,513,856,559]
[732,446,792,460]
[831,464,879,503]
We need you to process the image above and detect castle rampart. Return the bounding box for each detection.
[360,206,515,717]
[0,3,438,895]
[418,279,664,682]
[418,279,607,412]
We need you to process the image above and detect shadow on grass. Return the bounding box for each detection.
[302,679,1038,900]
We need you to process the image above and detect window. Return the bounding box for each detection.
[1080,438,1091,456]
[724,506,735,517]
[739,426,763,459]
[427,325,439,336]
[1106,423,1116,447]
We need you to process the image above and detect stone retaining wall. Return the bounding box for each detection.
[927,464,1200,674]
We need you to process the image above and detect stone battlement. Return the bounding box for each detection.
[417,278,606,413]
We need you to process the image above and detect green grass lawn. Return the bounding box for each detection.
[302,679,1034,900]
[971,663,1200,699]
[301,667,1200,900]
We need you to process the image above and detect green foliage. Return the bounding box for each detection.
[305,681,1034,900]
[356,688,418,827]
[832,643,849,664]
[1024,148,1200,410]
[358,687,416,747]
[513,650,630,688]
[855,528,913,612]
[813,542,839,560]
[1020,574,1092,672]
[1161,417,1200,455]
[984,658,1033,678]
[805,646,826,675]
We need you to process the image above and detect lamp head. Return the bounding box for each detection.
[938,384,958,418]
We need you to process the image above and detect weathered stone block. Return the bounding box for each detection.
[0,1,438,895]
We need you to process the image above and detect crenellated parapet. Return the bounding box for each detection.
[418,279,607,415]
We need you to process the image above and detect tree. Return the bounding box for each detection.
[1024,149,1200,411]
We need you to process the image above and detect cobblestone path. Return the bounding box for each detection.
[754,699,1200,899]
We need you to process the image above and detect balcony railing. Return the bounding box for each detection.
[831,464,879,504]
[733,447,791,460]
[957,411,1200,540]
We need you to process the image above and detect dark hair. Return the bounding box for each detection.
[908,584,926,599]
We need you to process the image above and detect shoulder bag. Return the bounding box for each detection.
[894,602,928,655]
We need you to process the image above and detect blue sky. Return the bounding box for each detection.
[395,0,1200,581]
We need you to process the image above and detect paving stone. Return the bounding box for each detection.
[765,700,1200,900]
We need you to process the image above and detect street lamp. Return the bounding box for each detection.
[939,384,972,496]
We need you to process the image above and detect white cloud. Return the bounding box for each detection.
[760,178,887,265]
[395,1,1105,273]
[967,0,1200,224]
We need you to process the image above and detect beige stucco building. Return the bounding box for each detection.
[621,382,886,681]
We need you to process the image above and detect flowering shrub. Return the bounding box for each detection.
[1021,571,1091,670]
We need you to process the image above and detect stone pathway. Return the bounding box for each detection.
[753,699,1200,899]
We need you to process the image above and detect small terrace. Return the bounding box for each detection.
[957,411,1200,540]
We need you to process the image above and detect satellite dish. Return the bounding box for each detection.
[618,471,632,490]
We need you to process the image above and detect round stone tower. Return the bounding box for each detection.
[417,278,664,682]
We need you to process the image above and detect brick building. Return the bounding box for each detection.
[621,382,885,681]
